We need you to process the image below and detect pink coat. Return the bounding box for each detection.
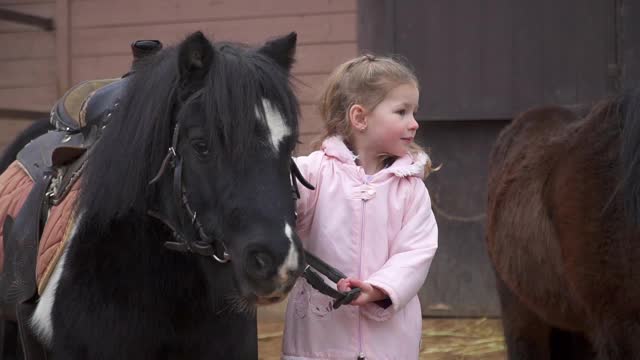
[282,136,438,360]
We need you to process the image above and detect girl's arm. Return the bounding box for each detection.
[361,179,438,321]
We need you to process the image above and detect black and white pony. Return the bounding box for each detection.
[1,31,305,359]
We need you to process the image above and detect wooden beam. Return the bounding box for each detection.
[55,0,70,95]
[0,8,54,31]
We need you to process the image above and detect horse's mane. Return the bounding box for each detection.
[78,39,299,229]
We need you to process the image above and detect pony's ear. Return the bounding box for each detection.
[259,32,297,72]
[178,31,215,82]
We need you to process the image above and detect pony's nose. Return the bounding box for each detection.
[245,249,276,280]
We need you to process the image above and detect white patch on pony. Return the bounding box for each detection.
[256,99,291,151]
[278,223,299,282]
[31,214,82,347]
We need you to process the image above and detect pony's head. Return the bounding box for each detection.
[171,32,304,304]
[82,31,304,306]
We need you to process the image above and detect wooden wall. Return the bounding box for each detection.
[0,0,57,150]
[0,0,358,153]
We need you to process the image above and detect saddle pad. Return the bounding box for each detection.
[0,161,79,295]
[37,179,79,295]
[0,162,34,271]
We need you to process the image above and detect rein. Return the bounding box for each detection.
[290,159,362,308]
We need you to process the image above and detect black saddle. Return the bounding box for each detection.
[49,78,124,133]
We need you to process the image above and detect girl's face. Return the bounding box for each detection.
[363,83,420,157]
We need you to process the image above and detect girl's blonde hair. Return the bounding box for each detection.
[317,54,435,177]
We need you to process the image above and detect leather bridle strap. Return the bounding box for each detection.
[147,90,231,263]
[290,158,313,199]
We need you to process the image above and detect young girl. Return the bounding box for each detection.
[282,55,438,359]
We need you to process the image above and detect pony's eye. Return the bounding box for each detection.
[191,139,209,155]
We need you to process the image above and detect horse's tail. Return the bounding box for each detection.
[0,118,53,174]
[619,88,640,226]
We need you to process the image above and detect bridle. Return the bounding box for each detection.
[146,87,363,308]
[147,88,231,263]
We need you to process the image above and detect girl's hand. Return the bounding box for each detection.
[336,278,388,306]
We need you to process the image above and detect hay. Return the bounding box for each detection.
[421,318,505,357]
[258,331,283,341]
[256,318,505,359]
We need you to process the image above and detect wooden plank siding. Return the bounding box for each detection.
[71,0,356,28]
[68,0,357,150]
[0,31,55,60]
[67,0,357,152]
[70,13,357,56]
[70,43,358,83]
[0,3,53,33]
[0,58,56,88]
[0,0,52,4]
[0,0,56,151]
[0,0,357,153]
[0,86,57,111]
[0,119,35,152]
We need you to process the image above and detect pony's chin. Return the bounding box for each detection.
[239,281,295,306]
[239,289,287,306]
[254,294,287,306]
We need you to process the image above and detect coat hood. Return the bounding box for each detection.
[321,136,430,178]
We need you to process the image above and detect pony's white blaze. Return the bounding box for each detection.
[257,99,291,151]
[31,215,81,346]
[278,223,299,282]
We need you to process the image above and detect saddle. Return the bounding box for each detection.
[0,40,162,358]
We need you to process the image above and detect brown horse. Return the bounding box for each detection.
[486,92,640,360]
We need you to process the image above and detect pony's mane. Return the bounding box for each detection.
[78,38,299,228]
